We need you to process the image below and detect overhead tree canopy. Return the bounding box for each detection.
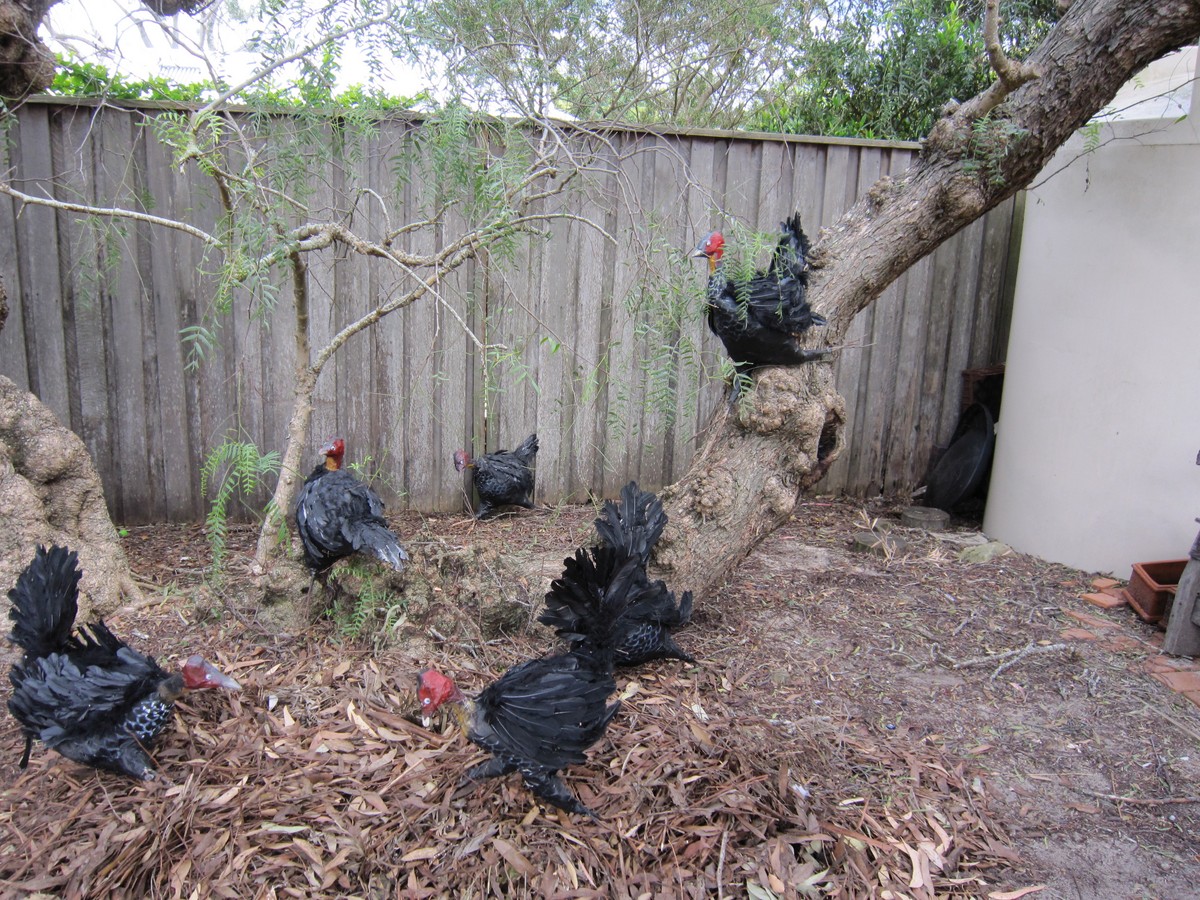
[752,0,1061,140]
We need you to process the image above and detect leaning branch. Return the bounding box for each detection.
[0,183,222,247]
[985,0,1041,90]
[192,9,400,117]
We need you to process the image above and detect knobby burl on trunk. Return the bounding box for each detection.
[0,0,211,99]
[655,0,1200,600]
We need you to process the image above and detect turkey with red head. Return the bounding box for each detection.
[7,545,240,781]
[295,437,408,595]
[417,540,630,818]
[453,432,539,519]
[692,213,829,386]
[417,651,618,818]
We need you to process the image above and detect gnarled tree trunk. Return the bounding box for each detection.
[0,0,55,98]
[656,0,1200,599]
[0,0,208,99]
[0,375,142,620]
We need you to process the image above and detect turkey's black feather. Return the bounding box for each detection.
[7,544,82,659]
[593,481,666,568]
[539,545,694,667]
[295,466,407,574]
[704,213,828,377]
[467,433,538,519]
[465,650,619,816]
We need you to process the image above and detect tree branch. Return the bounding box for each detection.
[951,0,1042,123]
[0,182,221,246]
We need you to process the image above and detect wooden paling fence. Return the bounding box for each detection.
[0,99,1017,523]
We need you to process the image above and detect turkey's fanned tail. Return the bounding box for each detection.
[7,545,82,661]
[593,481,666,568]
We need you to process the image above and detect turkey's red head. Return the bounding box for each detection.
[692,231,725,267]
[417,669,463,726]
[453,449,474,472]
[181,655,241,691]
[321,437,346,471]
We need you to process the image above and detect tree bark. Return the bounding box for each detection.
[0,0,210,99]
[0,376,142,620]
[0,0,56,99]
[656,0,1200,599]
[0,282,140,623]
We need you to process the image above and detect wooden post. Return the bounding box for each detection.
[1162,521,1200,657]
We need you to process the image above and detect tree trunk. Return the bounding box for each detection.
[0,0,56,98]
[0,274,140,620]
[253,367,318,574]
[0,375,142,620]
[656,0,1200,599]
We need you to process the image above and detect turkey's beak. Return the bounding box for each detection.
[690,245,707,258]
[199,661,241,691]
[421,714,432,729]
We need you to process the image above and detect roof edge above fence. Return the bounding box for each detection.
[18,94,924,152]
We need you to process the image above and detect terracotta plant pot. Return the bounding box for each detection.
[1124,559,1188,623]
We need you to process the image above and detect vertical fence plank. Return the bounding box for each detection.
[55,107,115,505]
[914,232,966,473]
[970,195,1016,368]
[938,216,987,439]
[880,252,930,496]
[374,125,417,508]
[136,113,201,520]
[566,145,609,502]
[531,212,578,504]
[434,173,478,512]
[186,124,237,519]
[0,118,30,389]
[676,138,716,474]
[842,149,890,494]
[821,144,860,494]
[399,134,439,512]
[94,108,152,521]
[13,105,71,423]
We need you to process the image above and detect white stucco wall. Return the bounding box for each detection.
[983,50,1200,575]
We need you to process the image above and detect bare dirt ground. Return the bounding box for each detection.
[2,496,1199,898]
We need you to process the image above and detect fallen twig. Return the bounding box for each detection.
[1072,787,1200,806]
[992,643,1070,681]
[949,642,1070,680]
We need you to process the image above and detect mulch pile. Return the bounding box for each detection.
[1,514,1025,898]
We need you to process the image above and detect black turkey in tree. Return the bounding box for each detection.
[295,437,408,596]
[692,212,829,387]
[7,545,240,781]
[453,432,539,519]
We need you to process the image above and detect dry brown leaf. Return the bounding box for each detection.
[401,847,440,863]
[492,838,534,877]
